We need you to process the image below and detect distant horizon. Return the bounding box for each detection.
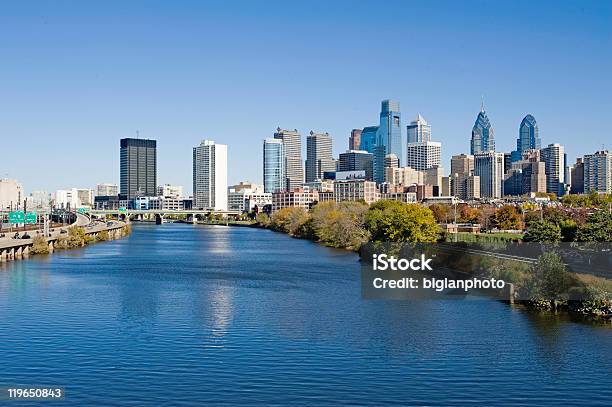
[2,0,610,194]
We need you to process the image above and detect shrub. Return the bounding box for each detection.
[30,236,50,255]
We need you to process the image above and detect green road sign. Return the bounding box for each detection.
[8,210,25,224]
[119,207,127,214]
[77,207,88,214]
[25,212,37,224]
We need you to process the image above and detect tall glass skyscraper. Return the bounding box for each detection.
[470,108,495,155]
[359,100,402,183]
[378,100,402,165]
[406,113,431,143]
[119,138,157,200]
[263,138,285,193]
[512,114,541,161]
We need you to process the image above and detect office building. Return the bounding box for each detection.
[450,154,474,176]
[406,113,431,143]
[448,174,481,201]
[228,182,271,212]
[385,166,424,186]
[513,114,541,161]
[583,150,612,194]
[54,188,94,209]
[470,106,495,154]
[378,100,403,164]
[474,152,504,198]
[0,179,23,210]
[333,179,378,205]
[157,184,183,198]
[306,131,335,182]
[338,150,374,181]
[504,149,546,196]
[96,183,118,197]
[384,154,399,169]
[29,191,50,209]
[272,188,318,212]
[359,126,379,153]
[349,129,362,150]
[263,138,286,193]
[193,140,228,211]
[274,128,304,190]
[120,138,157,200]
[570,158,585,194]
[541,143,566,196]
[406,141,442,171]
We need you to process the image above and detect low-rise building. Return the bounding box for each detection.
[333,179,378,205]
[272,188,319,212]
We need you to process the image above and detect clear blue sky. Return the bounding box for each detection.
[1,0,610,194]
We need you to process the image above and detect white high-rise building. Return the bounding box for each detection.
[193,140,228,211]
[583,150,612,194]
[406,141,441,171]
[406,114,431,143]
[541,143,565,196]
[475,152,504,198]
[54,188,94,209]
[0,179,23,210]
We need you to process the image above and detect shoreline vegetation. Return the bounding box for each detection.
[26,224,131,256]
[252,200,612,323]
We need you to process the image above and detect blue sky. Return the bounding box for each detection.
[1,0,610,194]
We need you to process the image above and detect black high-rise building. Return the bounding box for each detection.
[119,138,157,200]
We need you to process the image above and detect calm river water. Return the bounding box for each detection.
[1,224,611,406]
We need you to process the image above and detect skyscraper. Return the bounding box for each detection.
[192,140,228,211]
[474,152,504,198]
[570,158,585,194]
[378,100,402,165]
[274,128,304,191]
[349,129,362,151]
[450,154,474,176]
[119,138,157,200]
[515,114,540,159]
[263,139,286,193]
[583,150,612,194]
[470,107,495,155]
[406,142,442,171]
[305,131,335,182]
[541,143,566,196]
[406,114,431,143]
[338,150,374,181]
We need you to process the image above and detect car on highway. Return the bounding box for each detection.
[13,233,20,239]
[22,234,31,239]
[60,229,68,234]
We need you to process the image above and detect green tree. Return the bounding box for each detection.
[364,200,439,243]
[255,212,270,227]
[523,220,561,243]
[531,252,570,308]
[575,210,612,242]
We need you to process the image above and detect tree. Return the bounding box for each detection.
[523,220,561,243]
[309,201,369,248]
[256,212,270,227]
[459,205,480,224]
[270,207,309,236]
[575,210,612,242]
[531,252,570,307]
[429,203,451,223]
[492,205,523,230]
[364,200,439,243]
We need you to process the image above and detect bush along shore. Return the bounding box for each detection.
[28,224,132,256]
[253,200,611,323]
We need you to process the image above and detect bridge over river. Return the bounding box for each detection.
[89,209,241,224]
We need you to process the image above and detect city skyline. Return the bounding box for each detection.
[1,1,611,193]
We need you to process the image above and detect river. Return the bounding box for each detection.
[1,223,611,406]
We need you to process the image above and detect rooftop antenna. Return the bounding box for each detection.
[481,95,485,112]
[136,130,140,139]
